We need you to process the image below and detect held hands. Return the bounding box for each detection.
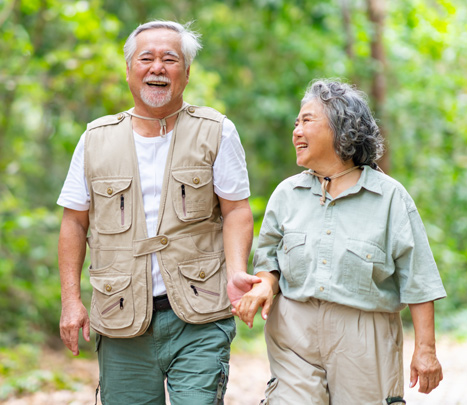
[232,271,279,329]
[409,346,443,394]
[227,271,262,309]
[59,299,90,356]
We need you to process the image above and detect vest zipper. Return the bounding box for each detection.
[190,284,220,297]
[102,297,124,315]
[120,194,125,226]
[181,185,186,217]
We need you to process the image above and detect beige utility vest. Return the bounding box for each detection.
[85,104,232,338]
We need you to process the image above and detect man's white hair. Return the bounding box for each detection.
[123,20,202,69]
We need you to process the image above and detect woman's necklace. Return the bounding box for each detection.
[309,165,361,206]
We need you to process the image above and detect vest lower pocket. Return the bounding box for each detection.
[89,272,135,329]
[178,255,230,314]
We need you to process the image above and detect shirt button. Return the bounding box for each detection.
[188,106,196,113]
[105,284,112,292]
[161,237,168,245]
[322,259,327,265]
[192,177,200,185]
[366,254,372,259]
[107,187,113,195]
[326,230,331,235]
[330,201,336,206]
[117,113,124,120]
[199,271,206,279]
[320,286,325,292]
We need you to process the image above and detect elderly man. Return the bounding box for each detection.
[58,20,258,404]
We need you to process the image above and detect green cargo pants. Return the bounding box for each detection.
[96,308,236,404]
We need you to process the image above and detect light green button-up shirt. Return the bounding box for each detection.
[253,166,446,313]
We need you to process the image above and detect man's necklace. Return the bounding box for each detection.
[127,103,188,137]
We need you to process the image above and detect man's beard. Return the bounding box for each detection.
[140,87,173,108]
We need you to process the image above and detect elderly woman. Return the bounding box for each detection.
[235,79,446,404]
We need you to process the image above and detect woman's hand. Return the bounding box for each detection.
[410,345,443,393]
[408,301,443,393]
[233,271,279,328]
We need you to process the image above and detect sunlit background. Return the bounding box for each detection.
[1,0,467,402]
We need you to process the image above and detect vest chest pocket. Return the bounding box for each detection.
[91,178,132,234]
[171,168,214,222]
[89,274,135,329]
[178,256,230,314]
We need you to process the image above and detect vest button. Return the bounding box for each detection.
[188,106,195,113]
[192,177,200,185]
[117,113,124,120]
[105,284,112,292]
[199,271,206,279]
[107,187,113,195]
[161,237,168,245]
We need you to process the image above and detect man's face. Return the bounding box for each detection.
[126,28,190,111]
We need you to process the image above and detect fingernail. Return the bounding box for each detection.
[409,382,414,388]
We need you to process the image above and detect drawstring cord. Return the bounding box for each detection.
[308,165,361,206]
[127,103,188,137]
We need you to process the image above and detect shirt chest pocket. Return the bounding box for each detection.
[344,239,386,294]
[171,168,214,222]
[277,232,307,286]
[91,178,132,234]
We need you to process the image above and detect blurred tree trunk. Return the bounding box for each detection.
[341,0,354,60]
[367,0,389,173]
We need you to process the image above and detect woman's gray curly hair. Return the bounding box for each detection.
[301,79,385,166]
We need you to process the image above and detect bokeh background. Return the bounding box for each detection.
[1,0,467,401]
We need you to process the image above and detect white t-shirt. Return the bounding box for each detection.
[57,117,250,296]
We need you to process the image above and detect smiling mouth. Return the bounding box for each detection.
[146,81,169,87]
[296,143,308,150]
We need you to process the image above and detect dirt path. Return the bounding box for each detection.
[2,335,466,404]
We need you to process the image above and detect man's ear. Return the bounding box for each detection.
[186,66,191,82]
[126,63,130,82]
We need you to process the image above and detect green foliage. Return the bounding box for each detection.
[1,0,467,357]
[0,344,85,399]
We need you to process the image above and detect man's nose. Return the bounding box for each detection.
[150,60,166,75]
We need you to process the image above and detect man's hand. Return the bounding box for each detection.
[60,299,90,356]
[409,346,443,393]
[58,208,90,356]
[227,271,262,309]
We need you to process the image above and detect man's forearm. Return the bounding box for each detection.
[58,208,89,302]
[222,203,253,277]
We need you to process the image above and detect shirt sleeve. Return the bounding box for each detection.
[253,189,283,275]
[56,132,90,211]
[394,208,447,304]
[213,118,250,201]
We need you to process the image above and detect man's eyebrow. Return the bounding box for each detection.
[138,50,154,57]
[164,51,180,58]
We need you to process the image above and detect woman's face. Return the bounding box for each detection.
[293,99,336,170]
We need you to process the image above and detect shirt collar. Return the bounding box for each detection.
[292,165,383,197]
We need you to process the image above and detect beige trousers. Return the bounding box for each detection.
[262,294,404,405]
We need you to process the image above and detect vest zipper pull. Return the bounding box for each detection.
[120,194,124,225]
[190,284,198,296]
[120,297,124,309]
[181,185,186,217]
